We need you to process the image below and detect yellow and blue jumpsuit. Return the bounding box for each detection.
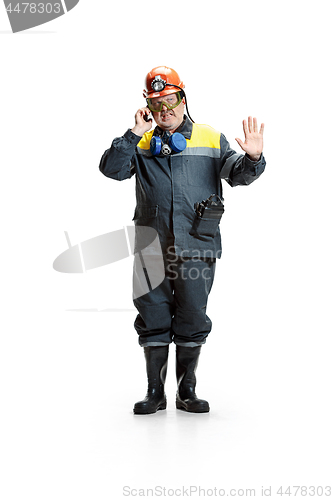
[99,116,266,346]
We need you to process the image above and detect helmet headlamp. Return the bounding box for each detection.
[151,75,166,92]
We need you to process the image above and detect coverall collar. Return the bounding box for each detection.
[153,115,193,140]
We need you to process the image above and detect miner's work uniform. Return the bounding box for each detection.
[99,115,266,347]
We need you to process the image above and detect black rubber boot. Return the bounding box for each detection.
[133,345,169,415]
[176,345,210,413]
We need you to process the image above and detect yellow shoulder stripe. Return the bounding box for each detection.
[188,123,221,149]
[137,130,154,150]
[137,123,221,151]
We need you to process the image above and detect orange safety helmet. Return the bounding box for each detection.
[143,66,185,99]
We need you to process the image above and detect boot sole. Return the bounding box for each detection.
[133,402,167,415]
[176,401,210,413]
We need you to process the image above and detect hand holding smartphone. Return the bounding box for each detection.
[131,108,153,136]
[144,112,153,122]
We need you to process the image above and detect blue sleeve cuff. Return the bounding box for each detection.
[124,129,142,144]
[245,153,263,164]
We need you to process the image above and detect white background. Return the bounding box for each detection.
[1,1,332,498]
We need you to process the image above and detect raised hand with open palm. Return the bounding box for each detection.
[235,116,264,161]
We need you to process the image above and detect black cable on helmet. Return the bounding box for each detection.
[168,84,195,124]
[180,89,195,124]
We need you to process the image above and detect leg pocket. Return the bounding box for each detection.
[132,205,160,253]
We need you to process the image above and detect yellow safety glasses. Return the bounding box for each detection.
[147,92,182,113]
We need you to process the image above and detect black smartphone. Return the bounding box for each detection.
[144,112,153,122]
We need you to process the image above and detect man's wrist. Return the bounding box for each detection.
[247,153,262,162]
[131,126,145,137]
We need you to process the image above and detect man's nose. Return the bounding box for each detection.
[161,103,168,111]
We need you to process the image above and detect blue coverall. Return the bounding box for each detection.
[99,116,266,346]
